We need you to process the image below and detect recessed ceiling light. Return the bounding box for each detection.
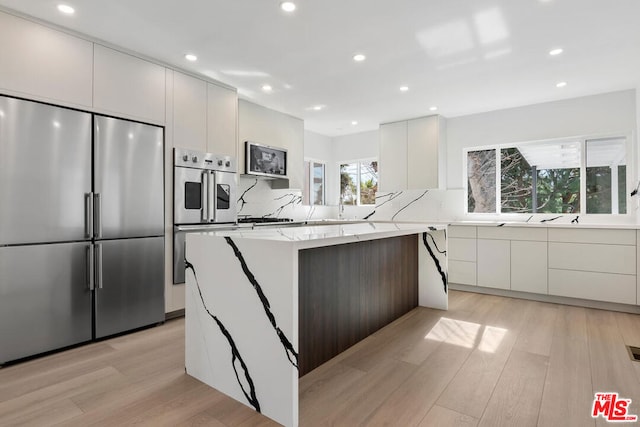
[549,48,563,56]
[184,54,198,62]
[281,2,296,12]
[312,105,324,111]
[353,54,366,62]
[52,121,61,128]
[556,81,567,88]
[429,106,438,111]
[262,84,273,92]
[351,121,358,125]
[399,86,409,92]
[57,4,75,15]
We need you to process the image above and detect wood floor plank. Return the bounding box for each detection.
[478,349,548,427]
[418,404,479,427]
[0,397,83,426]
[538,305,595,427]
[364,342,473,426]
[513,301,558,356]
[587,308,640,426]
[316,358,417,425]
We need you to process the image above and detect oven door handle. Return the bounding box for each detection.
[201,171,208,222]
[208,171,215,222]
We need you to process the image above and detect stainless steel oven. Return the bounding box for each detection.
[174,148,237,224]
[173,148,237,284]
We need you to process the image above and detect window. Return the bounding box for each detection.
[466,136,628,215]
[303,160,325,205]
[340,160,378,205]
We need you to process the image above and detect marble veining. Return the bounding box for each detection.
[391,189,429,221]
[185,259,261,412]
[237,178,259,213]
[422,232,448,293]
[224,237,299,369]
[262,193,303,219]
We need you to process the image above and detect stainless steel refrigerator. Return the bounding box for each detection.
[0,96,165,364]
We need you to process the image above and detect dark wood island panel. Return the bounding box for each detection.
[298,234,418,376]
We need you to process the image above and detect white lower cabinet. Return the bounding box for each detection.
[449,260,476,286]
[511,241,547,294]
[477,239,510,289]
[549,269,636,305]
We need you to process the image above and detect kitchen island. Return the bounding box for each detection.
[184,222,448,427]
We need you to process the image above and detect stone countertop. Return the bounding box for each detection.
[450,219,640,230]
[191,221,445,249]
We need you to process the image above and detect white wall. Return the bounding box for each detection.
[446,90,637,189]
[238,99,305,189]
[304,130,332,161]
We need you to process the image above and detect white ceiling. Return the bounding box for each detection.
[1,0,639,137]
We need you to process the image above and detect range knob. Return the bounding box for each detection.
[217,160,223,166]
[192,156,198,163]
[182,155,189,161]
[225,161,231,167]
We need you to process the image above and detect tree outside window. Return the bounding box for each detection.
[340,160,378,205]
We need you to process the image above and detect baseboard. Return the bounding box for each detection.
[165,309,185,320]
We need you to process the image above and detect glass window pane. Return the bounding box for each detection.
[467,149,496,213]
[585,138,626,214]
[340,163,358,205]
[312,162,324,205]
[501,147,533,213]
[302,161,310,205]
[619,165,627,214]
[359,161,378,205]
[536,168,580,213]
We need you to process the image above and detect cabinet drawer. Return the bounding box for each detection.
[548,242,635,275]
[448,225,476,238]
[449,238,476,262]
[477,226,547,241]
[511,241,547,294]
[549,269,636,305]
[477,239,510,289]
[449,260,476,286]
[548,228,636,245]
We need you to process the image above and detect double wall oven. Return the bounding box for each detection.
[173,148,237,283]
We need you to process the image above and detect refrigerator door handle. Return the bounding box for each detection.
[95,243,103,289]
[207,171,215,222]
[85,192,94,239]
[86,245,95,291]
[201,171,208,222]
[94,193,102,238]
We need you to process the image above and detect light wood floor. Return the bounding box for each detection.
[2,290,640,426]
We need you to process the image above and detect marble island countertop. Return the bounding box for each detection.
[194,221,447,249]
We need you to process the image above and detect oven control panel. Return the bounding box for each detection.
[174,148,236,173]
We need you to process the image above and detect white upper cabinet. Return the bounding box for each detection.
[93,45,166,124]
[207,83,238,158]
[379,115,445,191]
[0,12,93,108]
[379,121,408,191]
[172,72,207,151]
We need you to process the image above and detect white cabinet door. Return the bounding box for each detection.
[548,242,635,275]
[449,260,476,286]
[93,45,165,124]
[477,239,510,289]
[379,121,407,191]
[549,269,636,305]
[449,238,476,262]
[173,72,207,151]
[407,116,439,189]
[511,241,547,294]
[207,83,238,157]
[0,12,93,108]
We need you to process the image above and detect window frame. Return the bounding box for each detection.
[463,133,633,217]
[338,157,379,206]
[303,158,326,206]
